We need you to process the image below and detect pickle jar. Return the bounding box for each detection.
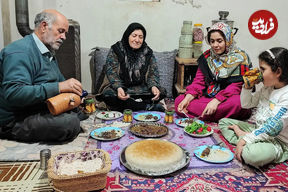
[123,109,133,123]
[164,110,174,124]
[192,23,204,58]
[84,97,96,113]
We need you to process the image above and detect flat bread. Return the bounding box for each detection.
[125,139,184,173]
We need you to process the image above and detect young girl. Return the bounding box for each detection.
[219,47,288,168]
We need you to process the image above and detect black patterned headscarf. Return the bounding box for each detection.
[113,23,152,85]
[121,22,147,51]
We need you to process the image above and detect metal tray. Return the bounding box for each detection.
[129,122,168,138]
[119,141,190,176]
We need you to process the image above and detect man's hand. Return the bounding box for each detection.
[201,98,220,117]
[117,87,129,100]
[59,78,82,96]
[151,86,160,101]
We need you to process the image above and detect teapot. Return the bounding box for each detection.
[207,11,238,35]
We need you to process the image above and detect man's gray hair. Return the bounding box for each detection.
[34,11,56,28]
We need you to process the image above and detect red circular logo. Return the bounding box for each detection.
[248,10,278,40]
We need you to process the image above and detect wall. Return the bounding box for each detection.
[0,1,3,49]
[2,0,288,92]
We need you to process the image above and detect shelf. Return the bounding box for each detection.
[174,57,198,96]
[175,57,198,65]
[174,84,186,94]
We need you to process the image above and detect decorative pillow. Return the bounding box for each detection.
[154,50,177,98]
[89,47,177,98]
[89,47,109,94]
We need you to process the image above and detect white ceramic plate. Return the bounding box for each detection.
[175,118,194,127]
[194,145,234,163]
[184,127,214,137]
[90,127,125,141]
[95,111,123,120]
[133,112,161,122]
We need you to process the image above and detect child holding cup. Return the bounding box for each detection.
[219,47,288,168]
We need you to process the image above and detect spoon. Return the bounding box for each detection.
[180,110,190,119]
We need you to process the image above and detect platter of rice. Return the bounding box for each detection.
[120,139,190,176]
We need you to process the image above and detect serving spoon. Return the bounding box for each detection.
[180,110,190,119]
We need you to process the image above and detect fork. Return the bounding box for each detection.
[147,99,155,111]
[207,141,224,149]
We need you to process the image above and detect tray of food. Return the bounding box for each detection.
[133,112,161,122]
[194,145,234,163]
[90,127,125,141]
[95,111,123,120]
[129,122,168,138]
[184,121,213,137]
[175,118,195,127]
[120,139,190,176]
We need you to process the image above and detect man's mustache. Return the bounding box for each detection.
[56,39,64,45]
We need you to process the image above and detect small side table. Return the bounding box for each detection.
[174,57,198,95]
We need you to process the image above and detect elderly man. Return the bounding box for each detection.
[0,10,84,142]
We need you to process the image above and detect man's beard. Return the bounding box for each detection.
[43,31,63,51]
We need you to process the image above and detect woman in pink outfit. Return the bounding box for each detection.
[175,22,252,122]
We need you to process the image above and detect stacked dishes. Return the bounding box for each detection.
[178,21,193,58]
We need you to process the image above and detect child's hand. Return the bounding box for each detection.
[243,68,263,89]
[235,139,246,162]
[228,125,248,137]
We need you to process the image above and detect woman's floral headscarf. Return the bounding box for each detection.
[204,22,250,79]
[206,22,235,54]
[199,22,251,97]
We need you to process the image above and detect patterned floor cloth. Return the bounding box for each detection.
[84,112,242,173]
[1,161,287,192]
[0,161,51,192]
[1,111,288,191]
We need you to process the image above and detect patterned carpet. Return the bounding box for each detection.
[0,161,51,192]
[1,156,287,191]
[0,111,288,191]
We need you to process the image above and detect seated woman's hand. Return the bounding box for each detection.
[178,94,194,113]
[201,98,220,117]
[117,87,130,100]
[151,86,160,101]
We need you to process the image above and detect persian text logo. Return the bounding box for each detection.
[248,10,278,40]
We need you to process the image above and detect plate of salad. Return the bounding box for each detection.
[184,121,213,137]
